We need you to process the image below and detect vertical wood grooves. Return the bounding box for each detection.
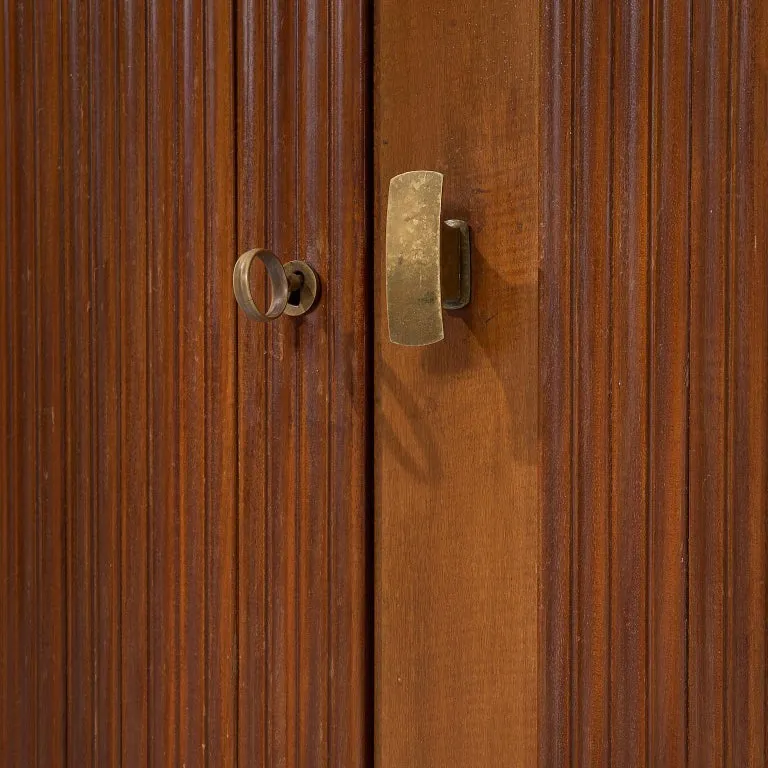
[31,2,41,765]
[727,2,738,762]
[724,5,736,765]
[33,0,67,761]
[542,0,768,764]
[235,0,269,763]
[329,0,368,762]
[689,0,731,761]
[204,0,238,761]
[94,0,122,760]
[147,0,181,761]
[606,3,615,761]
[265,0,275,759]
[3,0,370,763]
[63,0,95,762]
[265,0,298,761]
[730,1,768,764]
[0,0,9,753]
[540,0,574,764]
[648,0,692,762]
[568,0,577,760]
[572,0,613,763]
[10,1,40,762]
[118,0,149,761]
[645,2,655,764]
[297,0,330,763]
[177,0,206,762]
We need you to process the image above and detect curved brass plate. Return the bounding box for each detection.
[386,170,445,346]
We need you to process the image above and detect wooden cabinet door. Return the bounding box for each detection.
[3,0,768,766]
[375,1,768,767]
[0,1,368,765]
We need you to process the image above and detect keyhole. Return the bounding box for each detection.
[287,270,304,307]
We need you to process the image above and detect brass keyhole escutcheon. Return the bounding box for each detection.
[282,260,320,317]
[233,248,320,322]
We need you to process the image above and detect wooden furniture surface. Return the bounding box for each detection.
[373,0,540,765]
[0,0,369,765]
[540,0,768,765]
[2,0,767,765]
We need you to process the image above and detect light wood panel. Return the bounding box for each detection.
[374,0,540,765]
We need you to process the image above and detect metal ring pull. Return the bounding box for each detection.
[233,248,320,321]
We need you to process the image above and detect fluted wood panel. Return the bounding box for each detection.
[0,0,370,765]
[541,0,768,765]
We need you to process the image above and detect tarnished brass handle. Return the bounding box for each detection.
[385,171,471,346]
[233,248,320,321]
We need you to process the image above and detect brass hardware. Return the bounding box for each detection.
[385,171,471,346]
[233,248,320,321]
[282,260,320,317]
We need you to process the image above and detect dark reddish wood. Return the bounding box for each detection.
[0,7,8,753]
[4,2,39,763]
[61,1,95,763]
[91,0,122,761]
[34,0,67,762]
[729,2,767,764]
[205,1,239,765]
[610,3,652,764]
[296,0,331,761]
[147,1,180,764]
[542,0,768,765]
[235,1,269,765]
[2,0,369,765]
[327,3,370,763]
[573,1,612,764]
[648,0,690,762]
[177,0,207,764]
[688,0,731,763]
[265,0,301,763]
[118,0,149,763]
[539,1,573,765]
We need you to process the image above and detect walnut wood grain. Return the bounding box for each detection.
[729,5,768,764]
[610,4,652,763]
[235,1,269,764]
[0,0,369,765]
[92,1,122,761]
[573,1,612,763]
[0,8,7,752]
[35,0,67,762]
[539,1,574,763]
[62,2,96,763]
[541,0,768,765]
[688,0,731,762]
[648,0,691,762]
[4,2,39,763]
[118,0,150,763]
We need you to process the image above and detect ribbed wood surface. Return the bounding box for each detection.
[0,0,370,765]
[540,0,768,765]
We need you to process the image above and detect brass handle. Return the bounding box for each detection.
[233,248,320,321]
[385,171,471,346]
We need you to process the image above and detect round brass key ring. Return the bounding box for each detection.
[232,248,320,321]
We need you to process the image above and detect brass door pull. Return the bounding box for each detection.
[386,170,471,346]
[233,248,319,321]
